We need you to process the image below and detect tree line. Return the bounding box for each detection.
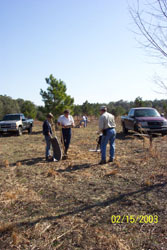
[1,75,167,120]
[73,98,167,118]
[38,75,167,119]
[1,94,167,121]
[0,95,37,120]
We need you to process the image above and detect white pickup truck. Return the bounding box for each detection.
[0,113,34,136]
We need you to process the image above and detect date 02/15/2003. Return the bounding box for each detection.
[111,215,158,224]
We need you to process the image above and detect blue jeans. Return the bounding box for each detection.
[101,128,116,161]
[80,120,87,127]
[45,135,51,158]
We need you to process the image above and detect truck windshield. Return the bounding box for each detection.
[135,109,160,117]
[3,115,20,121]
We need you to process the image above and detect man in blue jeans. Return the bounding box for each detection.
[98,106,116,164]
[58,110,75,158]
[43,113,56,162]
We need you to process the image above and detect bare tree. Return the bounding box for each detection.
[130,0,167,93]
[130,0,167,60]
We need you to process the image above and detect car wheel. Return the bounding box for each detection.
[122,123,128,134]
[134,124,139,133]
[17,126,23,136]
[28,126,32,134]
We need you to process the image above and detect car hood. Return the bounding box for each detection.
[0,120,20,124]
[136,117,167,122]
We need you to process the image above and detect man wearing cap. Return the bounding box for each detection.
[58,110,75,157]
[43,113,56,162]
[98,106,116,164]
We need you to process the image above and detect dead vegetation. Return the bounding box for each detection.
[0,119,166,249]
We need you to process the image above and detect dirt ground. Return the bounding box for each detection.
[0,118,167,250]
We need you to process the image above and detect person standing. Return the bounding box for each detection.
[43,113,56,162]
[98,106,116,164]
[85,116,88,127]
[58,110,75,157]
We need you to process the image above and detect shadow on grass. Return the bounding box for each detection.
[116,131,135,141]
[57,163,97,173]
[31,130,42,135]
[0,131,37,137]
[116,131,162,141]
[0,133,19,137]
[12,157,44,166]
[14,181,167,229]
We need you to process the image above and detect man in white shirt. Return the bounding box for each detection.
[58,109,75,156]
[98,106,116,164]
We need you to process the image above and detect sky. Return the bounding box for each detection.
[0,0,166,106]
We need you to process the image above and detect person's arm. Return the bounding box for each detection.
[48,131,52,137]
[98,116,104,134]
[71,116,75,127]
[58,117,65,128]
[58,122,66,128]
[45,121,52,137]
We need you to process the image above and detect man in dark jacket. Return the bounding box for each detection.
[43,113,56,161]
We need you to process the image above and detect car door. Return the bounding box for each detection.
[127,109,135,130]
[21,115,27,129]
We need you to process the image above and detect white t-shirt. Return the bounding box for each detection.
[58,115,74,126]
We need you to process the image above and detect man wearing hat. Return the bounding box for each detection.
[58,110,75,157]
[43,113,56,161]
[98,106,116,164]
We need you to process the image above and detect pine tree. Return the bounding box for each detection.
[40,75,74,120]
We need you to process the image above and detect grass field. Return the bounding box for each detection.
[0,119,167,249]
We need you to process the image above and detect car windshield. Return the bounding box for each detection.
[3,115,20,121]
[134,109,160,117]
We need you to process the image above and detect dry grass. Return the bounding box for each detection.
[0,119,166,249]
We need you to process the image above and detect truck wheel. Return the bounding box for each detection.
[134,125,139,133]
[17,127,23,136]
[28,126,32,134]
[122,123,128,134]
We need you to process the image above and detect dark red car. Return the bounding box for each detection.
[121,107,167,135]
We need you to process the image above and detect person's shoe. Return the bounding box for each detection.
[99,160,106,165]
[108,158,114,163]
[62,155,68,160]
[52,158,57,162]
[46,156,53,162]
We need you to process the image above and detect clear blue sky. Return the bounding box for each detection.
[0,0,166,106]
